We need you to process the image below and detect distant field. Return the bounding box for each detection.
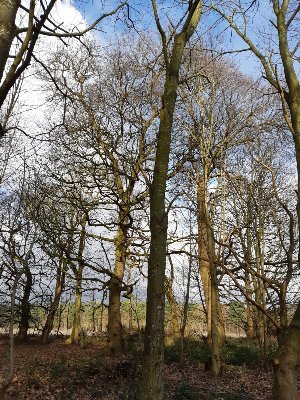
[0,301,248,338]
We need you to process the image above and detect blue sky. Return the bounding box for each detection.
[70,0,273,78]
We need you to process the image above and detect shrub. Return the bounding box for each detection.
[164,337,211,364]
[221,339,275,368]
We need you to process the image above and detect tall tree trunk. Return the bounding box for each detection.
[165,276,181,340]
[0,274,20,400]
[254,212,267,357]
[56,304,63,336]
[16,266,32,342]
[273,106,300,397]
[245,221,255,339]
[271,8,300,398]
[91,290,97,333]
[273,303,300,400]
[0,0,20,83]
[107,220,127,353]
[68,266,83,344]
[98,289,106,333]
[180,222,193,363]
[140,0,202,400]
[127,267,133,332]
[41,258,67,344]
[140,50,184,400]
[197,174,225,345]
[140,4,202,398]
[211,4,300,397]
[273,94,300,399]
[245,270,255,339]
[210,261,220,376]
[273,64,300,399]
[67,221,86,344]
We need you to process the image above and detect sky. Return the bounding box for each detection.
[5,0,271,188]
[67,0,267,77]
[7,0,287,184]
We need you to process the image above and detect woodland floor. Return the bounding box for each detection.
[0,335,273,400]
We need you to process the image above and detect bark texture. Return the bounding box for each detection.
[197,175,225,344]
[107,225,127,353]
[67,221,86,345]
[140,3,203,398]
[273,5,300,397]
[273,304,300,400]
[16,265,32,342]
[0,0,19,83]
[165,276,181,339]
[68,265,83,344]
[41,258,67,344]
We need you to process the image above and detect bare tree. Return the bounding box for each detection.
[211,2,300,398]
[0,0,127,135]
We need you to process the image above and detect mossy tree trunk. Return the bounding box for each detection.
[67,220,86,345]
[274,7,300,394]
[69,268,83,344]
[245,220,255,339]
[41,257,67,344]
[210,260,220,376]
[197,174,225,345]
[245,270,255,339]
[165,276,181,340]
[107,219,127,353]
[254,210,267,357]
[140,2,203,399]
[180,221,193,362]
[274,304,300,400]
[16,264,32,342]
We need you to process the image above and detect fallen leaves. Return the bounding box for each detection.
[0,336,273,399]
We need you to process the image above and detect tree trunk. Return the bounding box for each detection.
[107,222,127,353]
[16,266,32,342]
[140,4,202,398]
[91,290,97,333]
[245,271,255,339]
[210,262,220,376]
[0,0,19,83]
[56,304,63,337]
[273,11,300,398]
[244,215,255,339]
[272,83,300,400]
[165,276,181,340]
[180,224,192,363]
[254,212,267,358]
[273,303,300,400]
[41,259,67,344]
[214,4,300,397]
[67,219,86,344]
[140,40,185,400]
[127,268,133,332]
[197,174,225,345]
[99,290,106,333]
[0,274,20,400]
[67,221,86,344]
[68,267,83,344]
